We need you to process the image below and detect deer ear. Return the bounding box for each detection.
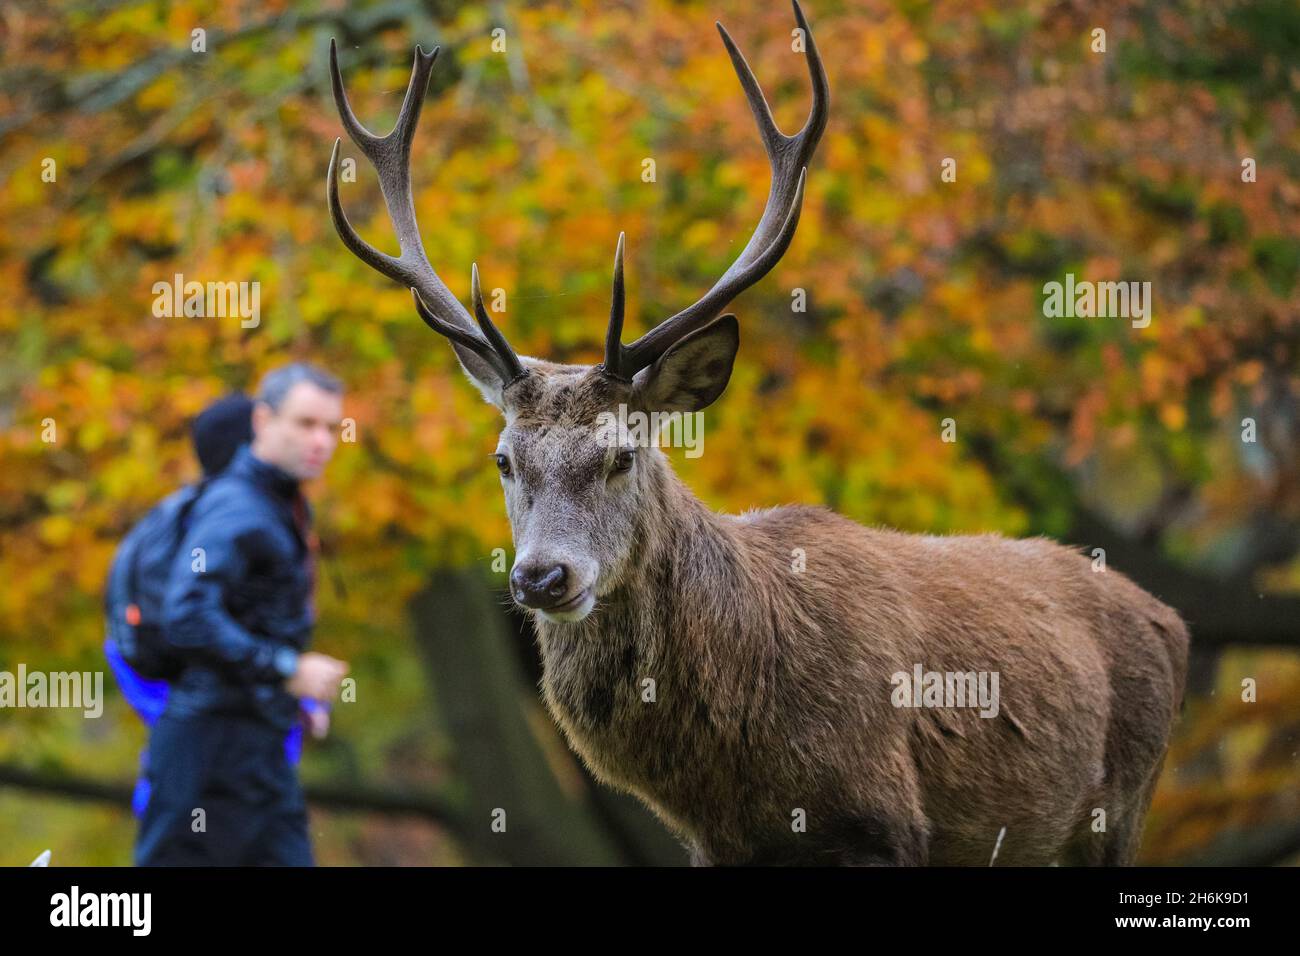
[632,314,739,413]
[450,344,510,410]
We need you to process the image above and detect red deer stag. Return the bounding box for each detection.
[325,1,1189,865]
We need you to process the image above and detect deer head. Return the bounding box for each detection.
[327,1,827,623]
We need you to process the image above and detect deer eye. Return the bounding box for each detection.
[494,453,513,478]
[612,449,635,474]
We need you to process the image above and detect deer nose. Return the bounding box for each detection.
[511,563,570,608]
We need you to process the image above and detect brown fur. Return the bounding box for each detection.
[323,0,1187,865]
[489,362,1189,866]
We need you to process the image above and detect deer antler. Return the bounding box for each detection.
[601,0,829,382]
[326,39,527,386]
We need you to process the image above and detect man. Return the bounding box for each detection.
[135,363,350,866]
[106,392,328,818]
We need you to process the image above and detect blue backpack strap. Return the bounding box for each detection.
[104,637,169,725]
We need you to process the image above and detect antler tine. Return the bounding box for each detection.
[410,287,506,375]
[791,0,831,146]
[602,232,628,380]
[329,38,435,158]
[327,138,403,286]
[326,38,527,384]
[472,263,528,383]
[326,40,453,313]
[606,0,828,380]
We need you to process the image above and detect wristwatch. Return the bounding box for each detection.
[273,646,300,679]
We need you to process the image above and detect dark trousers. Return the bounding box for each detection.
[134,710,313,866]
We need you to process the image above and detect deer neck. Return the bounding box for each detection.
[531,456,756,731]
[530,457,773,845]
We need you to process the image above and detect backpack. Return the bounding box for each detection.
[104,480,211,681]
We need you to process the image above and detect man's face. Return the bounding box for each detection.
[252,382,343,480]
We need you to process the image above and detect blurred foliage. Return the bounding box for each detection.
[0,0,1297,864]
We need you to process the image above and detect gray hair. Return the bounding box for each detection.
[255,362,343,411]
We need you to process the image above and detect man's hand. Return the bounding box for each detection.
[304,705,331,740]
[284,651,349,702]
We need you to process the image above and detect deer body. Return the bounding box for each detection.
[327,1,1189,865]
[526,392,1188,866]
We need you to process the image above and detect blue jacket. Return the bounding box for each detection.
[162,445,315,730]
[104,637,324,816]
